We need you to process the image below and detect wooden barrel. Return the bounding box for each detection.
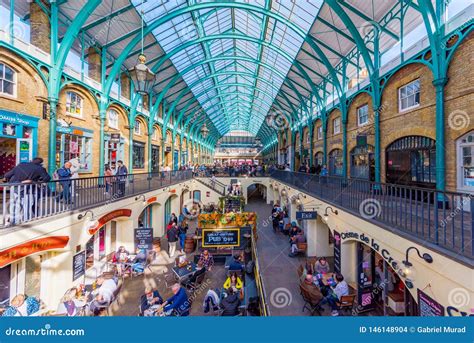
[153,237,161,253]
[184,236,195,254]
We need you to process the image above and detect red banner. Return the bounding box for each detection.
[88,209,132,235]
[0,236,69,267]
[146,196,158,204]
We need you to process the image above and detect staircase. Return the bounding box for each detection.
[195,177,227,196]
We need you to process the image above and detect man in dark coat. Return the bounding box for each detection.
[220,288,240,316]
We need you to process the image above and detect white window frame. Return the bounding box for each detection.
[333,117,341,134]
[457,131,474,193]
[0,62,17,98]
[357,104,369,126]
[317,126,323,140]
[134,120,142,136]
[398,79,420,112]
[65,91,83,117]
[107,109,119,129]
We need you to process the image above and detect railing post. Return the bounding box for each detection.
[470,196,474,256]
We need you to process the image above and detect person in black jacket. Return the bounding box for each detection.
[140,287,163,316]
[220,287,240,316]
[4,157,51,225]
[167,222,179,258]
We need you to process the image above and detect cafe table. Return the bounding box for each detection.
[172,261,197,282]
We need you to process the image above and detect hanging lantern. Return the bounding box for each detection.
[129,54,156,95]
[201,123,209,138]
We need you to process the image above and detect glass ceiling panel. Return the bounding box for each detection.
[132,0,322,136]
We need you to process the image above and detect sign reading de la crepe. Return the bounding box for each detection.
[88,209,132,235]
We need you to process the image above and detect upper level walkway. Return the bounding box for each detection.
[1,170,472,262]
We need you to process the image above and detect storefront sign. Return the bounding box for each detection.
[0,236,70,267]
[56,125,93,137]
[110,133,121,142]
[72,251,86,281]
[418,289,445,316]
[146,196,158,204]
[88,209,132,235]
[134,228,153,250]
[202,228,240,248]
[356,134,367,146]
[340,231,401,271]
[296,211,317,220]
[0,110,39,127]
[333,230,341,274]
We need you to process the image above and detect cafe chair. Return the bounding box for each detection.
[183,270,207,292]
[299,285,321,316]
[335,295,356,315]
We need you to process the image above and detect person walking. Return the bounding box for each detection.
[167,222,179,258]
[178,220,188,254]
[116,160,128,197]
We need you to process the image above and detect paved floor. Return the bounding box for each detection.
[245,186,310,316]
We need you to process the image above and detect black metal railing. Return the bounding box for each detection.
[0,170,192,228]
[195,177,227,196]
[269,170,474,258]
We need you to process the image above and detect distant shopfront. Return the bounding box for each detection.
[105,133,125,165]
[56,125,93,172]
[0,109,38,176]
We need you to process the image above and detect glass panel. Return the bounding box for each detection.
[25,255,41,298]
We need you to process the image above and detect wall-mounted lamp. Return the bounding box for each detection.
[399,247,433,289]
[323,206,338,222]
[135,194,147,205]
[77,210,98,228]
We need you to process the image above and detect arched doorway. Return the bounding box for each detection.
[386,136,436,188]
[247,183,267,202]
[315,151,323,167]
[328,149,343,176]
[350,144,375,180]
[138,203,162,236]
[164,194,178,226]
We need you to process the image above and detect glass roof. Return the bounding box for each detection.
[132,0,323,136]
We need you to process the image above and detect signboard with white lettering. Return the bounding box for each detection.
[202,228,240,248]
[72,251,86,281]
[333,230,341,274]
[134,228,153,251]
[296,211,317,220]
[418,289,445,316]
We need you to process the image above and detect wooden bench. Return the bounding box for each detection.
[294,242,308,256]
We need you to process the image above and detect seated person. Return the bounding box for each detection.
[114,246,130,275]
[289,229,306,257]
[223,272,243,292]
[203,289,220,313]
[162,283,190,316]
[198,250,214,271]
[320,273,349,316]
[228,254,244,271]
[89,276,118,316]
[2,294,40,317]
[182,261,206,288]
[220,287,241,316]
[132,248,147,273]
[288,224,299,242]
[140,286,163,316]
[56,289,86,316]
[300,274,323,304]
[315,257,330,274]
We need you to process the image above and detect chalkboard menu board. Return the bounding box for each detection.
[333,231,341,274]
[202,228,240,248]
[417,289,445,316]
[134,228,153,250]
[73,251,86,281]
[225,198,242,211]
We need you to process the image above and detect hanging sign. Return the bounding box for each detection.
[202,228,240,248]
[333,230,341,274]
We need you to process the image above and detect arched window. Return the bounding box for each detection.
[386,136,435,187]
[134,119,142,135]
[66,91,83,117]
[329,149,343,176]
[107,109,119,129]
[457,131,474,192]
[0,63,16,96]
[315,151,323,166]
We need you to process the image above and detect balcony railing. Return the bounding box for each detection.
[1,170,192,228]
[270,170,474,259]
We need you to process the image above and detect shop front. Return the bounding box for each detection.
[151,145,160,173]
[0,109,38,177]
[174,149,179,170]
[104,133,125,166]
[350,143,375,180]
[56,125,93,172]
